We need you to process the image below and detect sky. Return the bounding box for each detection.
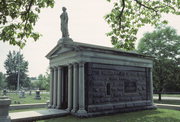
[0,0,180,77]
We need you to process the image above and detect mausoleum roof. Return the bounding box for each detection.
[46,40,153,60]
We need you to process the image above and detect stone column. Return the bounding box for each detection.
[61,69,64,104]
[56,66,62,109]
[71,63,78,113]
[0,96,11,122]
[53,67,57,108]
[77,62,87,114]
[48,68,54,108]
[67,64,73,112]
[150,68,153,104]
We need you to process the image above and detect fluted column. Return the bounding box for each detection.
[53,67,57,108]
[71,63,78,113]
[77,62,87,114]
[48,68,54,108]
[67,64,73,112]
[56,66,62,109]
[61,69,64,105]
[150,68,153,104]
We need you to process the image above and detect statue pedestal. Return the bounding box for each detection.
[58,37,73,44]
[0,96,11,122]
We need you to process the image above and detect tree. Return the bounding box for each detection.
[137,26,180,100]
[0,72,7,89]
[4,51,30,89]
[105,0,180,50]
[33,73,50,90]
[0,0,54,48]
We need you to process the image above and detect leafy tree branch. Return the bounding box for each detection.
[0,0,55,48]
[105,0,180,50]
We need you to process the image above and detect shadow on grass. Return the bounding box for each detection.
[40,109,180,122]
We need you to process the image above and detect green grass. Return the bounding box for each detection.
[153,94,180,97]
[153,94,180,105]
[154,99,180,105]
[38,109,180,122]
[6,92,49,104]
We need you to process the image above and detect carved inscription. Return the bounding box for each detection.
[124,81,137,93]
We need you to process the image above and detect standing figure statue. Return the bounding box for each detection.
[60,7,69,38]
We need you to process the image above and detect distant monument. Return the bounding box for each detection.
[59,7,73,43]
[19,90,25,98]
[34,89,41,100]
[3,89,7,96]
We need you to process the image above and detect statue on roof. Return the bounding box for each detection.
[60,7,69,38]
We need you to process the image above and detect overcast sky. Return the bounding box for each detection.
[0,0,180,77]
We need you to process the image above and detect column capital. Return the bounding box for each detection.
[53,66,58,70]
[50,67,54,72]
[68,64,73,68]
[73,63,78,67]
[51,66,57,69]
[79,62,85,67]
[58,66,62,70]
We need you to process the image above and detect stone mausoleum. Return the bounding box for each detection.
[46,38,155,117]
[46,7,155,117]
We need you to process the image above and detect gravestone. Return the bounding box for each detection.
[29,90,32,95]
[3,89,7,96]
[0,96,11,122]
[19,90,25,98]
[34,90,41,100]
[46,7,156,117]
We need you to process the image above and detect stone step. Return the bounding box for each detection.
[10,109,68,122]
[10,103,47,110]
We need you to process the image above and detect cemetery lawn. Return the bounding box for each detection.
[153,94,180,97]
[8,92,49,104]
[153,94,180,105]
[154,100,180,105]
[39,109,180,122]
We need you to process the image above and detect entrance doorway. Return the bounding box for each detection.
[61,66,68,109]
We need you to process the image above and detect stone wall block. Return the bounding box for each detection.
[86,63,152,108]
[125,103,134,108]
[113,103,125,109]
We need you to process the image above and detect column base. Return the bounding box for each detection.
[0,116,11,122]
[75,109,87,117]
[71,108,77,113]
[77,109,87,114]
[56,105,61,109]
[66,108,72,112]
[52,105,57,109]
[47,104,52,108]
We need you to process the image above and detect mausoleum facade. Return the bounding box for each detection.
[46,39,155,117]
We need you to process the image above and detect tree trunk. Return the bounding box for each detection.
[158,92,161,101]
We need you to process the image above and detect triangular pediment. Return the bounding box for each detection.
[46,44,74,59]
[52,47,72,56]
